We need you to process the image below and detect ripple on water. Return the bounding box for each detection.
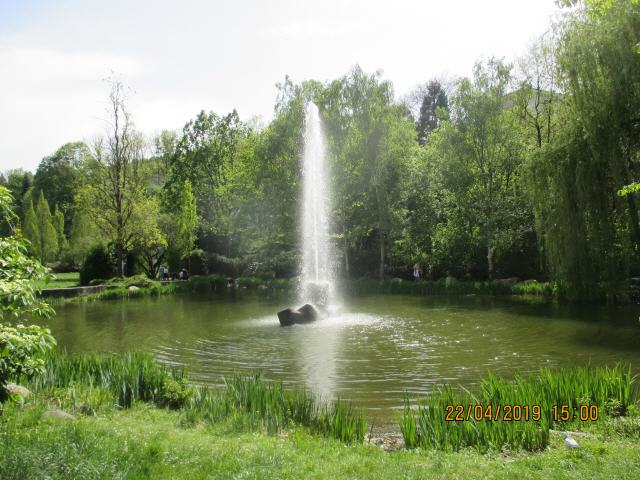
[40,294,640,422]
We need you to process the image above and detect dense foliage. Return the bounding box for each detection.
[2,0,639,300]
[0,186,56,402]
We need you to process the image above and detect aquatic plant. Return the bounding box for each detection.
[400,364,636,451]
[29,351,365,443]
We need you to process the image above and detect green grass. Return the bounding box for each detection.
[28,350,365,443]
[400,364,636,452]
[34,271,80,289]
[3,352,640,478]
[1,401,639,479]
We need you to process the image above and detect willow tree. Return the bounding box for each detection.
[528,0,640,299]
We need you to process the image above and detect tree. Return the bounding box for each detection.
[22,201,39,258]
[134,196,167,278]
[0,185,56,402]
[33,142,86,229]
[416,80,449,145]
[53,205,67,255]
[516,35,559,149]
[164,109,245,235]
[163,180,197,272]
[528,0,640,299]
[445,59,529,279]
[77,80,148,276]
[69,208,99,267]
[4,170,32,221]
[33,191,58,263]
[321,66,416,279]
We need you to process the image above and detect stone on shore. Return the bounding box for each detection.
[5,383,31,398]
[43,410,76,421]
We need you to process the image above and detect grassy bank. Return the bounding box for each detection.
[2,351,640,478]
[28,350,365,443]
[34,271,80,289]
[344,277,555,298]
[401,364,636,452]
[55,273,557,303]
[2,394,640,479]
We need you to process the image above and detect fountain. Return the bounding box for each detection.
[278,102,334,326]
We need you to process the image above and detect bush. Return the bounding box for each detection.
[105,274,158,289]
[0,324,56,402]
[80,245,115,286]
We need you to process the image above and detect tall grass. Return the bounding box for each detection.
[400,364,636,452]
[183,373,366,443]
[31,351,185,408]
[28,351,365,443]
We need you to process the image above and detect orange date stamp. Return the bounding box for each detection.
[444,404,600,422]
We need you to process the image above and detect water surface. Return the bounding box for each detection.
[38,293,640,421]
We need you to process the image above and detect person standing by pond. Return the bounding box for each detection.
[413,262,423,281]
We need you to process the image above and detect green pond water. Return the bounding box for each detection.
[36,293,640,421]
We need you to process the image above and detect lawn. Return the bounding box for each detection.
[1,401,640,480]
[34,271,80,289]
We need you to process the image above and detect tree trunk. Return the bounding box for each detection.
[379,228,385,281]
[116,244,125,277]
[487,245,495,280]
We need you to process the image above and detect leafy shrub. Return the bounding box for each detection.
[0,324,56,401]
[105,274,158,289]
[79,244,115,286]
[158,378,193,409]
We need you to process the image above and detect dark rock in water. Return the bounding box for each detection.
[297,303,319,322]
[278,303,319,326]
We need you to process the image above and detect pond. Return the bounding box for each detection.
[36,293,640,423]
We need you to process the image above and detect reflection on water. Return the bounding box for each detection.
[31,293,640,421]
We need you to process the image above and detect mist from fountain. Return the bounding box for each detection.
[300,102,334,308]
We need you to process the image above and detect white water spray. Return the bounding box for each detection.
[300,103,334,307]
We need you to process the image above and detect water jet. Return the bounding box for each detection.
[278,102,334,326]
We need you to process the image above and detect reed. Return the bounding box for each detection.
[28,351,365,443]
[400,364,636,452]
[183,373,366,443]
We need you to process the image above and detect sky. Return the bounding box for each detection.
[0,0,562,173]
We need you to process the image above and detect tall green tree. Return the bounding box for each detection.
[22,200,39,258]
[33,142,86,229]
[34,191,58,263]
[53,205,67,255]
[321,66,416,279]
[416,80,449,145]
[438,59,530,279]
[4,169,32,221]
[77,80,148,276]
[529,0,640,299]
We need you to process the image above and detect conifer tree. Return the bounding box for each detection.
[34,191,57,262]
[22,200,40,258]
